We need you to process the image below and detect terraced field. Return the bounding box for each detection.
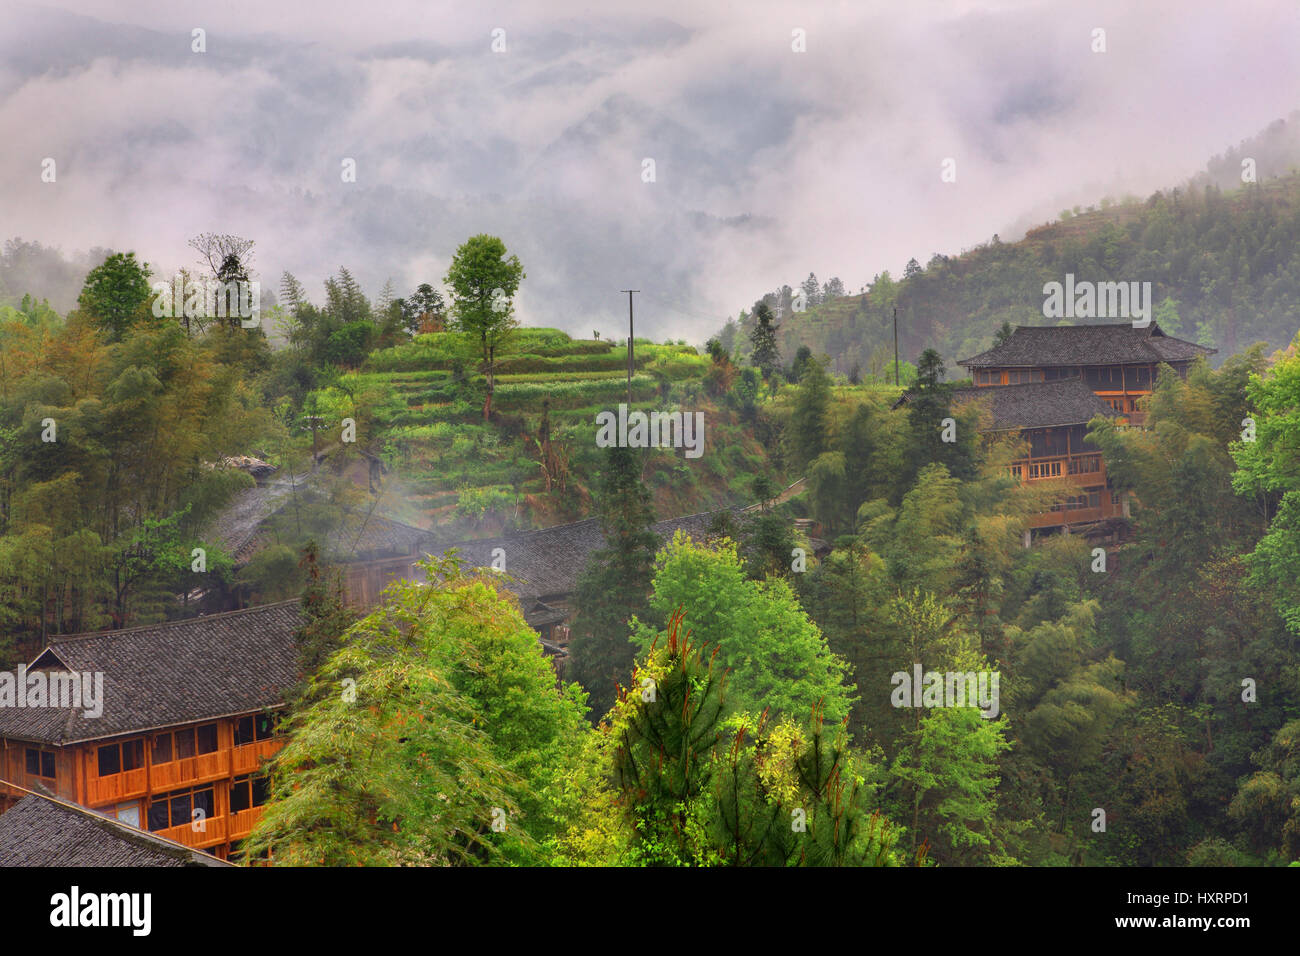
[307,328,762,538]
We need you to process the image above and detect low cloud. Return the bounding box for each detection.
[2,0,1296,340]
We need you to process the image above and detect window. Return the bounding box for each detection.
[230,775,270,814]
[230,778,251,813]
[97,744,120,777]
[152,733,172,764]
[123,739,144,771]
[196,723,218,755]
[1005,369,1041,385]
[1111,491,1122,505]
[235,714,277,746]
[25,748,55,779]
[149,785,215,832]
[114,802,140,828]
[1068,456,1101,475]
[96,740,144,777]
[175,728,196,759]
[1028,460,1063,479]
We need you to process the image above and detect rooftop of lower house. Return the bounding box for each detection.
[0,791,231,866]
[0,601,303,747]
[953,379,1121,431]
[958,321,1215,369]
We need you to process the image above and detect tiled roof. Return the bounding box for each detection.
[327,512,438,561]
[0,602,303,745]
[437,510,734,602]
[201,478,305,564]
[0,793,229,866]
[958,322,1215,368]
[954,379,1119,431]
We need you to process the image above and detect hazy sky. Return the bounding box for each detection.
[2,0,1297,340]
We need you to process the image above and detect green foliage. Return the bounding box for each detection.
[564,609,902,867]
[246,558,590,866]
[634,532,854,726]
[568,445,659,719]
[444,235,525,413]
[78,252,153,342]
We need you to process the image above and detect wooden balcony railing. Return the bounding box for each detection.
[148,750,231,793]
[85,767,148,806]
[156,814,228,849]
[233,739,282,775]
[1009,453,1105,485]
[229,805,267,840]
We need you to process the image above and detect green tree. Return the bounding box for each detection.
[748,301,781,388]
[444,235,525,419]
[78,252,153,342]
[786,355,830,471]
[568,445,659,720]
[634,532,854,726]
[246,558,590,865]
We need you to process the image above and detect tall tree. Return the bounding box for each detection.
[444,235,525,419]
[77,252,152,342]
[568,445,659,720]
[633,532,854,726]
[246,558,590,866]
[748,301,781,389]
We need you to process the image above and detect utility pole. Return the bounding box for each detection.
[621,290,639,407]
[893,306,899,387]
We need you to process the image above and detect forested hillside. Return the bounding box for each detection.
[720,115,1300,379]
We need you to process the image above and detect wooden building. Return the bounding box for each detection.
[959,321,1215,426]
[954,321,1215,539]
[0,602,302,861]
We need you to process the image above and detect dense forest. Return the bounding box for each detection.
[3,121,1300,868]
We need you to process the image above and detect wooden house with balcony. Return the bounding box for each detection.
[948,378,1124,538]
[952,321,1215,541]
[958,321,1215,426]
[0,601,302,862]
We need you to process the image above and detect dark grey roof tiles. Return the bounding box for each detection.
[954,379,1119,431]
[0,602,303,745]
[959,322,1214,368]
[0,794,229,866]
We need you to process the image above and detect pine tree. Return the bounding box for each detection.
[749,301,781,388]
[568,445,659,720]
